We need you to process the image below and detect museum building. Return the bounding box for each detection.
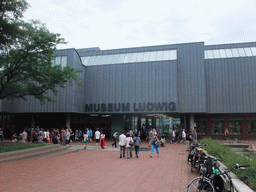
[1,41,256,139]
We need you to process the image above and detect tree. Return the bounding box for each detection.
[0,0,82,103]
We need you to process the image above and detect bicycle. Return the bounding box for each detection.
[188,143,208,173]
[187,161,250,192]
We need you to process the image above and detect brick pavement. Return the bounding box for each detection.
[0,141,198,192]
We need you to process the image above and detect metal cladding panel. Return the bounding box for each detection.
[176,42,206,113]
[84,60,178,114]
[82,42,206,113]
[206,57,256,113]
[12,49,85,113]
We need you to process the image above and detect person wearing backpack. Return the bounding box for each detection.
[149,133,160,158]
[133,133,141,158]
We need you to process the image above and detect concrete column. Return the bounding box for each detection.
[66,113,70,129]
[190,114,194,130]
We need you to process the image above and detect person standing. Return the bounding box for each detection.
[125,133,133,159]
[100,132,105,149]
[133,133,141,158]
[186,130,193,151]
[192,128,197,143]
[112,131,118,148]
[224,128,229,141]
[172,129,176,143]
[94,128,101,148]
[119,131,126,158]
[89,129,93,142]
[180,129,186,144]
[149,133,160,158]
[0,128,3,142]
[83,131,88,149]
[62,129,66,146]
[87,128,90,142]
[22,129,28,143]
[66,129,71,146]
[75,129,78,142]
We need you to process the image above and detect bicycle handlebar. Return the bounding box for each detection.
[238,164,250,168]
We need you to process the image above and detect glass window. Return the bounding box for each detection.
[219,49,226,58]
[124,53,132,63]
[213,50,220,58]
[149,51,157,61]
[212,120,223,135]
[136,52,144,62]
[237,48,246,57]
[156,51,163,61]
[248,120,256,135]
[105,55,114,64]
[251,47,256,56]
[229,120,241,135]
[142,52,150,62]
[94,56,102,65]
[169,50,177,60]
[225,49,233,58]
[81,57,89,65]
[206,50,214,59]
[61,56,67,67]
[89,56,97,65]
[130,53,138,63]
[118,54,126,63]
[55,57,61,65]
[100,55,108,65]
[244,48,253,56]
[162,50,170,60]
[195,120,206,135]
[231,49,239,57]
[112,55,120,64]
[51,59,55,66]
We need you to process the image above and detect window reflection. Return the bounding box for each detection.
[205,47,256,59]
[81,49,177,66]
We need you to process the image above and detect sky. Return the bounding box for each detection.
[23,0,256,50]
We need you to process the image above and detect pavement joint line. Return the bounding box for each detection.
[39,149,80,159]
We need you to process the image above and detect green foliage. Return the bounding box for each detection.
[0,142,45,153]
[200,138,256,191]
[0,0,82,103]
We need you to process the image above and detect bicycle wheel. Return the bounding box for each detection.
[187,178,215,192]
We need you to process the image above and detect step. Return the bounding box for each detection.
[0,145,68,163]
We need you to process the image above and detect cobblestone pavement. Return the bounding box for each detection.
[0,141,199,192]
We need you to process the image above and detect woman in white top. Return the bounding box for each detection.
[125,133,133,159]
[100,132,105,149]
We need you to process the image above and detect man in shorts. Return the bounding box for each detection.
[181,129,186,144]
[94,128,101,148]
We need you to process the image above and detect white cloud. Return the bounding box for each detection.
[23,0,256,50]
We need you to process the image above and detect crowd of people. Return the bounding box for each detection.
[10,127,99,147]
[8,125,201,159]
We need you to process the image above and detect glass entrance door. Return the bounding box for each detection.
[132,114,181,139]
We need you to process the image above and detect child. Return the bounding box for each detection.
[83,132,88,149]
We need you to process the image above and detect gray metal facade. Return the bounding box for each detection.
[78,42,206,114]
[1,41,256,114]
[205,42,256,113]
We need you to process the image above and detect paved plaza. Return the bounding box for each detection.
[0,141,200,192]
